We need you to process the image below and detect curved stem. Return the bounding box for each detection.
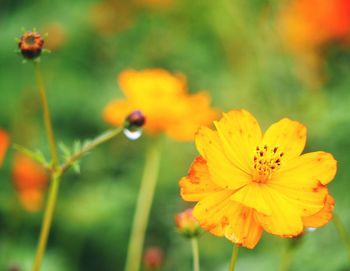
[229,244,239,271]
[60,127,123,174]
[333,212,350,260]
[32,174,60,271]
[33,62,59,168]
[124,139,162,271]
[191,238,200,271]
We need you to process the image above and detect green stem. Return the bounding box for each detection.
[333,212,350,260]
[279,244,294,271]
[229,245,239,271]
[33,61,59,168]
[60,127,123,174]
[191,238,200,271]
[124,139,162,271]
[32,174,60,271]
[32,61,61,271]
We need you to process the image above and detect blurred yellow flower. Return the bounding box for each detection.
[12,154,49,212]
[103,69,218,141]
[0,129,9,167]
[179,110,337,248]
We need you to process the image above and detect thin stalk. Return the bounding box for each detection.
[124,139,162,271]
[33,61,59,168]
[191,238,200,271]
[60,127,123,174]
[32,174,60,271]
[229,245,239,271]
[279,245,294,271]
[333,212,350,260]
[32,61,61,271]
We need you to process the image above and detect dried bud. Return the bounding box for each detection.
[18,32,44,60]
[143,246,164,270]
[175,208,201,238]
[124,110,145,130]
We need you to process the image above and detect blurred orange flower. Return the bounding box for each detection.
[12,154,48,212]
[279,0,350,52]
[0,129,9,167]
[179,109,337,248]
[103,69,218,141]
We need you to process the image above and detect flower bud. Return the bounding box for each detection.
[124,110,146,130]
[175,208,201,238]
[18,32,44,60]
[143,246,164,270]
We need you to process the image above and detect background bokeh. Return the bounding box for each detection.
[1,0,350,270]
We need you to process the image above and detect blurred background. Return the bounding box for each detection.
[1,0,350,270]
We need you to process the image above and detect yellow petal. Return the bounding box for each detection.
[255,187,303,237]
[179,156,221,202]
[214,109,262,173]
[224,207,263,249]
[165,92,218,141]
[268,181,328,216]
[262,118,307,161]
[275,151,337,185]
[193,190,233,236]
[302,194,335,228]
[193,190,262,248]
[230,183,273,215]
[118,69,186,100]
[195,126,251,190]
[103,100,133,127]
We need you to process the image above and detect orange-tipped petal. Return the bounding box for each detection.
[193,190,233,237]
[179,156,221,202]
[224,207,263,249]
[302,194,335,228]
[195,126,251,190]
[214,109,262,173]
[0,129,9,167]
[193,190,262,248]
[262,118,307,162]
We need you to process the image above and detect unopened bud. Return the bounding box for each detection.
[18,32,44,60]
[175,208,201,238]
[143,246,164,270]
[124,110,145,130]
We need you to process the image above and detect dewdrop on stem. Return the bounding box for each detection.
[123,110,145,140]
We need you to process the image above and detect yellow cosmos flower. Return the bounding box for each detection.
[103,69,217,141]
[179,109,337,248]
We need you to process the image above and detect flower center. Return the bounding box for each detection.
[252,145,284,183]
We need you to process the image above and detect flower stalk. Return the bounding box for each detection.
[32,61,61,271]
[31,60,124,271]
[333,212,350,260]
[229,245,239,271]
[125,138,162,271]
[191,237,200,271]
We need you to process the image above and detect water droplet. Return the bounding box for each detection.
[306,227,317,232]
[123,128,143,140]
